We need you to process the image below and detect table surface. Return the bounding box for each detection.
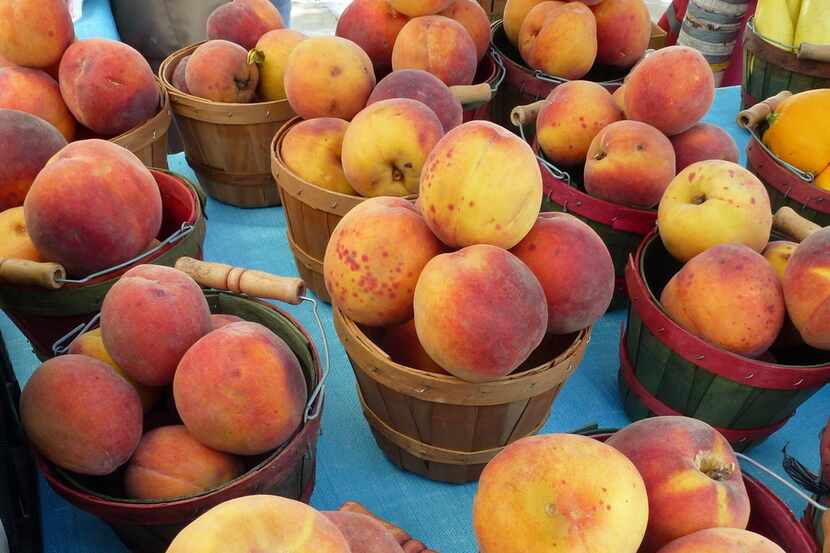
[2,2,828,552]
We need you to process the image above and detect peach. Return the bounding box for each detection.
[584,120,676,208]
[0,109,67,211]
[367,69,463,133]
[0,207,43,262]
[173,321,308,455]
[512,213,614,334]
[656,528,785,553]
[101,265,212,386]
[211,314,245,329]
[167,496,351,553]
[413,245,547,381]
[592,0,651,68]
[625,46,715,136]
[440,0,492,61]
[473,433,649,553]
[503,0,547,46]
[657,160,772,262]
[323,512,404,553]
[381,320,448,374]
[388,0,454,16]
[125,426,244,501]
[670,123,740,172]
[68,328,163,412]
[280,118,355,195]
[20,354,143,475]
[342,99,444,196]
[206,0,285,50]
[23,140,162,276]
[253,29,307,102]
[0,0,74,68]
[613,85,626,113]
[185,40,259,103]
[172,55,190,94]
[324,197,444,326]
[660,244,785,357]
[392,16,478,86]
[762,240,798,281]
[0,67,75,141]
[607,417,751,552]
[420,121,542,249]
[520,2,597,80]
[536,80,624,167]
[0,54,10,68]
[59,39,159,137]
[782,227,830,350]
[335,0,409,75]
[517,2,563,64]
[284,36,376,120]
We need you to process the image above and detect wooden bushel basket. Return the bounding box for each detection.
[110,78,172,171]
[742,19,830,109]
[620,224,830,451]
[159,43,294,208]
[0,170,206,359]
[37,263,326,553]
[333,306,590,484]
[478,0,506,20]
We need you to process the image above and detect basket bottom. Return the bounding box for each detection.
[188,157,281,208]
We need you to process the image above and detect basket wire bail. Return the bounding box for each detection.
[736,452,829,511]
[300,294,329,423]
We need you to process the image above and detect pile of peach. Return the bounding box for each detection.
[474,415,784,553]
[652,158,830,358]
[323,120,616,382]
[20,265,308,502]
[532,45,739,209]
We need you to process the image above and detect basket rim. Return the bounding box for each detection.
[747,138,830,212]
[110,77,172,148]
[744,18,830,79]
[626,229,830,388]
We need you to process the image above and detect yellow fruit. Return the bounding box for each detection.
[763,89,830,174]
[786,0,802,22]
[794,0,830,47]
[251,29,306,101]
[755,0,794,47]
[818,166,830,192]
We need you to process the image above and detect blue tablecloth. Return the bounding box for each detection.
[2,2,827,552]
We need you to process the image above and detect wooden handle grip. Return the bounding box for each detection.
[798,43,830,63]
[510,100,545,127]
[449,83,492,105]
[338,501,437,553]
[174,257,305,304]
[773,207,823,242]
[737,90,792,129]
[0,258,65,290]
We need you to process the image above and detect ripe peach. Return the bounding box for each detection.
[20,354,143,475]
[125,426,244,501]
[172,55,191,94]
[520,2,597,80]
[0,0,74,68]
[324,197,444,326]
[167,496,351,553]
[782,228,830,350]
[0,67,75,141]
[335,0,409,75]
[517,2,563,63]
[607,417,751,552]
[392,16,478,86]
[661,244,785,357]
[207,0,285,50]
[185,40,259,103]
[474,433,649,553]
[0,109,66,211]
[625,46,715,136]
[536,80,623,167]
[101,265,212,386]
[670,123,740,172]
[420,121,542,249]
[284,36,376,120]
[503,0,547,46]
[367,69,463,132]
[656,528,785,553]
[59,39,160,137]
[0,207,43,262]
[211,314,245,329]
[613,85,626,113]
[173,321,308,455]
[512,213,614,333]
[413,245,547,381]
[23,140,162,276]
[253,29,307,101]
[440,0,492,61]
[280,118,355,195]
[381,320,448,374]
[341,99,444,196]
[323,512,404,553]
[762,240,797,281]
[592,0,651,68]
[388,0,454,17]
[584,120,676,208]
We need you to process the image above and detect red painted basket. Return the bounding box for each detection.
[0,170,206,359]
[461,47,506,123]
[620,230,830,450]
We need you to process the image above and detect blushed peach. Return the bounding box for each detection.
[367,69,463,133]
[207,0,285,50]
[0,207,43,262]
[280,118,355,195]
[763,241,797,281]
[440,0,492,61]
[0,0,74,68]
[335,0,409,75]
[211,314,245,329]
[388,0,454,16]
[656,528,784,553]
[782,228,830,350]
[592,0,651,68]
[520,2,597,80]
[381,320,448,374]
[253,29,307,101]
[172,55,190,94]
[185,40,259,103]
[670,123,740,172]
[503,0,547,46]
[0,66,75,140]
[323,512,404,553]
[392,16,478,86]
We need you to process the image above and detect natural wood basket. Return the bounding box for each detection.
[477,0,506,20]
[334,306,590,484]
[159,42,294,208]
[110,78,172,170]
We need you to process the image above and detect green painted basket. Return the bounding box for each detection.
[620,230,830,451]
